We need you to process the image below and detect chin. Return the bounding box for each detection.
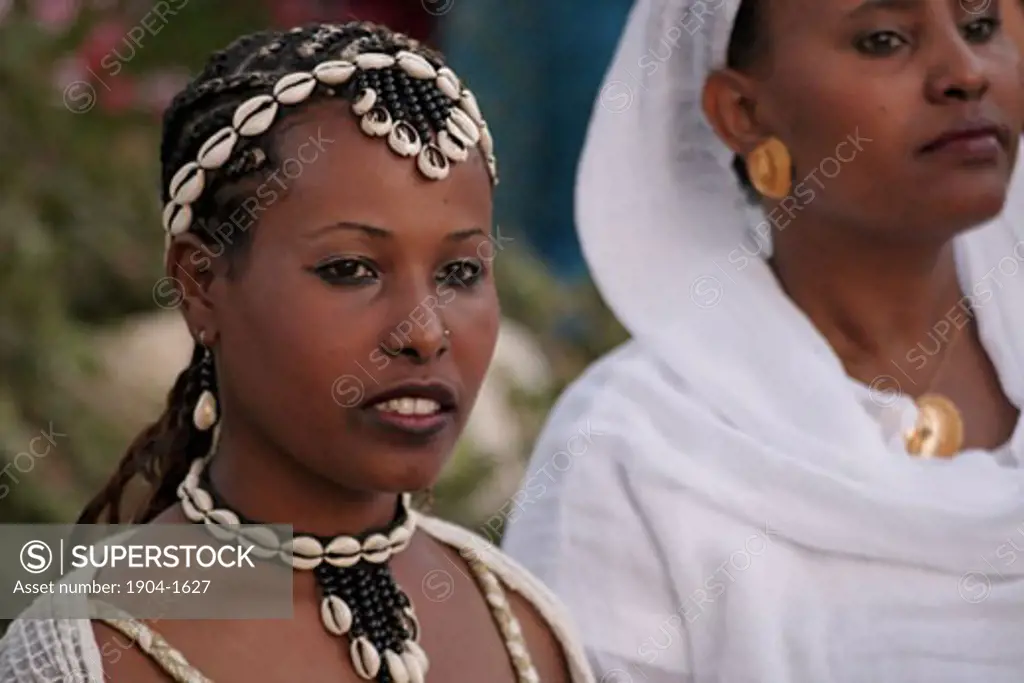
[362,444,452,494]
[944,184,1009,229]
[339,411,464,493]
[907,173,1007,236]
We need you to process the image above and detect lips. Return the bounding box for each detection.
[919,121,1007,154]
[357,381,458,439]
[360,382,458,411]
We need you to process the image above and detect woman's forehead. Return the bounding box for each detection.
[253,105,492,243]
[275,105,489,198]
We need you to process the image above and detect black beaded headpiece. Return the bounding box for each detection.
[160,22,497,246]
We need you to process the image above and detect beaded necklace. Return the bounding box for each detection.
[176,457,427,682]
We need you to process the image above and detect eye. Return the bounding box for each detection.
[437,259,485,288]
[962,17,999,43]
[312,258,378,285]
[855,30,908,55]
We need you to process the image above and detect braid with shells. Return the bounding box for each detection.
[78,21,497,525]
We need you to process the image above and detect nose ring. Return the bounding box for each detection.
[380,329,450,357]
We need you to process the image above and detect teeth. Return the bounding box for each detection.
[374,398,442,415]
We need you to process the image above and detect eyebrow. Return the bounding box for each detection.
[307,222,486,242]
[446,227,487,242]
[847,0,920,17]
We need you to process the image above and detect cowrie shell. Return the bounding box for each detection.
[162,202,191,235]
[417,144,450,180]
[233,94,278,136]
[396,51,436,79]
[169,162,205,204]
[273,71,317,105]
[196,127,237,169]
[313,60,356,84]
[355,52,395,69]
[352,88,377,116]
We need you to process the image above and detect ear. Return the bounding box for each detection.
[701,68,766,159]
[162,233,225,345]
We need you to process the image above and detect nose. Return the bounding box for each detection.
[924,33,990,104]
[378,294,450,365]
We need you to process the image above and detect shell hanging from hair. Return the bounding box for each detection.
[360,107,393,137]
[417,144,450,179]
[388,121,422,157]
[435,67,461,99]
[351,88,377,116]
[161,42,497,240]
[437,130,468,162]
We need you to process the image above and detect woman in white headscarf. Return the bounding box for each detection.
[502,0,1024,681]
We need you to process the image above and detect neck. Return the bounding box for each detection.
[770,219,967,387]
[205,421,400,537]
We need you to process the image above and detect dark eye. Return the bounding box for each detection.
[962,17,999,43]
[855,30,907,55]
[438,259,485,288]
[312,258,378,285]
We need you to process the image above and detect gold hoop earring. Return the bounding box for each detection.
[746,137,792,199]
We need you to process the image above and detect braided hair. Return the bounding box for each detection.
[78,21,485,524]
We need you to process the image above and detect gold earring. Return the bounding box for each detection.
[746,137,792,199]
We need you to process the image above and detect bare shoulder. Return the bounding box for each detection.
[415,513,585,682]
[505,588,572,683]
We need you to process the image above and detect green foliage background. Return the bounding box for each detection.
[0,4,627,537]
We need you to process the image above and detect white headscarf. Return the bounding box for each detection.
[502,1,1024,679]
[572,0,1024,572]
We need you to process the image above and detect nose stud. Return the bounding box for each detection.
[380,329,450,357]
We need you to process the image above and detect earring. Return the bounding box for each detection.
[443,329,451,338]
[192,334,219,431]
[746,137,792,199]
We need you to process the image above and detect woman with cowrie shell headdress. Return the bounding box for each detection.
[0,21,593,683]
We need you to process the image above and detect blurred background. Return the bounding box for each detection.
[0,0,633,552]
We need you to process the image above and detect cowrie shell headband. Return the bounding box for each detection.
[162,49,497,239]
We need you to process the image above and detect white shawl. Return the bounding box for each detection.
[502,0,1024,680]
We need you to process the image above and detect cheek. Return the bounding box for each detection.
[446,285,500,379]
[226,266,384,395]
[766,54,909,164]
[984,42,1024,122]
[1000,4,1024,51]
[772,91,887,189]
